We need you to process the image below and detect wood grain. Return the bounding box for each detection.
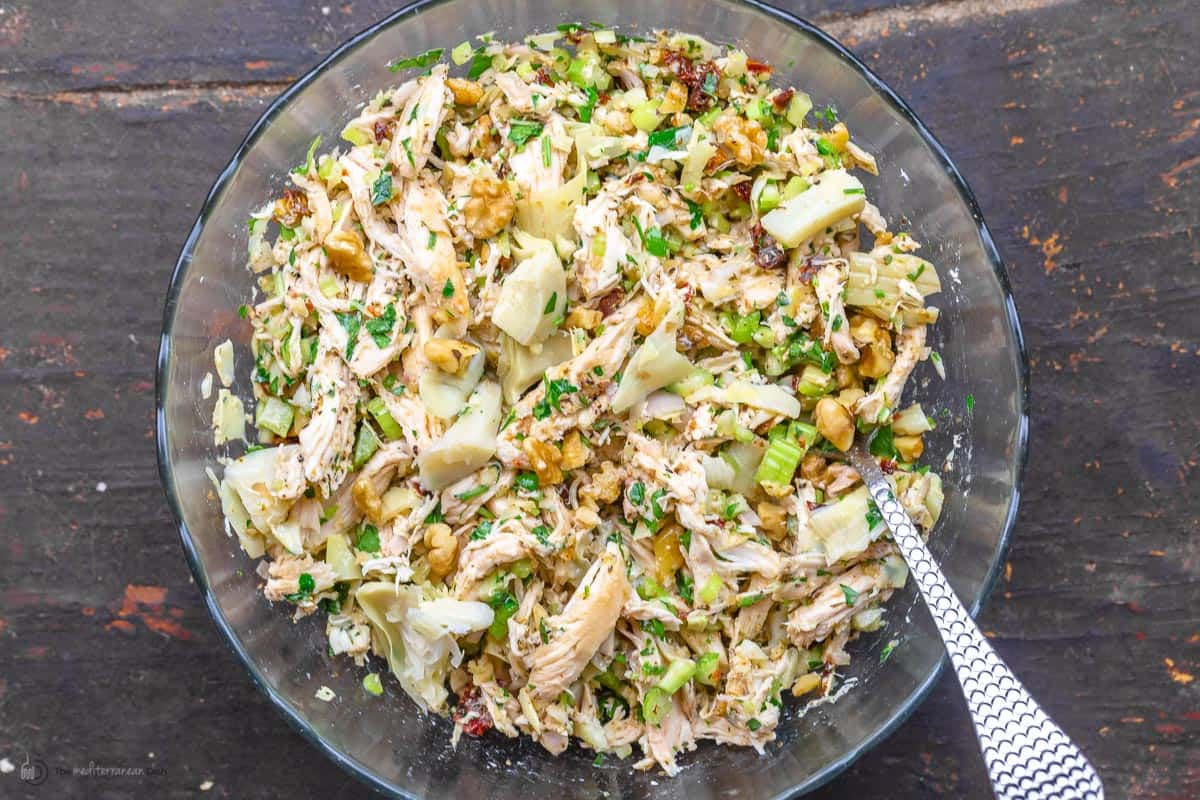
[0,1,1196,798]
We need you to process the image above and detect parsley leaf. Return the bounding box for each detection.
[686,198,704,230]
[467,50,493,80]
[866,500,883,530]
[532,524,551,546]
[356,524,381,553]
[515,471,540,492]
[880,639,899,664]
[285,572,316,602]
[470,520,493,541]
[508,119,544,150]
[869,424,898,460]
[646,125,690,150]
[628,481,645,506]
[370,171,393,205]
[546,377,578,411]
[839,584,860,606]
[364,303,396,348]
[544,291,558,314]
[334,311,361,359]
[442,278,455,297]
[578,85,599,122]
[388,48,444,71]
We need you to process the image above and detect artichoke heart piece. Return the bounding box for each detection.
[492,231,567,346]
[417,381,502,490]
[516,141,587,243]
[809,485,872,565]
[499,331,574,405]
[611,323,695,414]
[844,251,941,325]
[760,169,865,248]
[419,325,485,419]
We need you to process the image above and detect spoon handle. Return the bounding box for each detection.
[850,445,1104,800]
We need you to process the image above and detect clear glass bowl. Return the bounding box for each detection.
[155,1,1029,797]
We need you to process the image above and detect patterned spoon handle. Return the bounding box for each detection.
[848,442,1104,800]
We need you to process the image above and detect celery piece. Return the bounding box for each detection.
[745,98,772,123]
[596,670,623,693]
[340,125,372,147]
[487,590,519,639]
[754,436,803,486]
[795,363,835,397]
[366,396,403,440]
[636,577,665,601]
[751,325,776,348]
[362,673,384,696]
[451,41,474,65]
[697,574,723,605]
[695,652,720,686]
[511,557,533,580]
[724,310,761,344]
[255,396,294,437]
[666,368,715,398]
[630,100,663,133]
[757,181,781,213]
[352,422,380,469]
[641,687,671,726]
[791,421,821,449]
[565,54,610,90]
[786,92,813,126]
[781,175,810,201]
[657,658,696,694]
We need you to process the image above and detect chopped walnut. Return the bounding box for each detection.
[523,439,564,486]
[471,113,499,160]
[564,307,603,330]
[757,501,788,540]
[424,523,458,582]
[273,187,309,228]
[635,297,668,336]
[352,478,383,525]
[713,114,767,168]
[560,430,587,471]
[464,175,515,239]
[324,230,374,282]
[581,460,621,504]
[424,338,480,374]
[446,77,483,106]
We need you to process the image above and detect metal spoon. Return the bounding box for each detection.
[846,439,1104,800]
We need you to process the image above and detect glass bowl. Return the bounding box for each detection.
[155,1,1029,797]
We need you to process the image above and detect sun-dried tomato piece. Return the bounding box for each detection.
[746,58,772,76]
[751,221,787,269]
[597,288,625,317]
[772,87,795,111]
[452,687,493,738]
[373,119,395,143]
[731,181,752,203]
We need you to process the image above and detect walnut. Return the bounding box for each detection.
[464,175,515,239]
[713,114,767,167]
[560,430,587,471]
[352,478,383,525]
[324,230,374,282]
[446,77,483,106]
[800,452,827,482]
[523,439,564,486]
[423,523,458,582]
[858,328,895,379]
[273,187,309,228]
[814,397,855,452]
[564,307,603,330]
[635,297,668,336]
[424,338,480,374]
[757,502,788,540]
[581,460,621,504]
[471,113,499,159]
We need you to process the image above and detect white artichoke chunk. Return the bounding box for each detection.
[492,231,567,346]
[417,381,502,490]
[760,169,865,248]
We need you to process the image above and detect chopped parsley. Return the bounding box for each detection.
[370,170,393,205]
[839,584,860,606]
[442,278,455,297]
[285,572,316,602]
[880,639,899,664]
[515,471,540,492]
[907,263,926,282]
[843,187,865,195]
[866,500,883,530]
[356,523,381,553]
[427,231,438,250]
[388,48,444,71]
[628,481,645,506]
[334,311,361,359]
[544,292,558,314]
[364,303,396,348]
[686,198,704,230]
[469,520,494,541]
[508,119,544,149]
[546,377,578,411]
[455,484,489,501]
[747,718,762,732]
[541,133,552,167]
[532,525,551,546]
[966,393,975,413]
[869,424,898,460]
[578,85,599,122]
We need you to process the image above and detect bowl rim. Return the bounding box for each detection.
[155,1,1030,797]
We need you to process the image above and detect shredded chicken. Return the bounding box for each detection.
[217,28,947,777]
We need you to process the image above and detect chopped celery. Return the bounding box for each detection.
[697,574,723,604]
[637,577,666,600]
[723,309,761,344]
[745,98,772,123]
[796,364,835,397]
[318,274,340,298]
[757,181,781,213]
[363,673,384,696]
[781,175,810,200]
[657,658,696,693]
[566,55,611,90]
[695,652,720,686]
[340,125,372,147]
[511,557,534,580]
[630,100,663,133]
[666,368,715,397]
[352,422,380,468]
[751,325,776,348]
[641,687,670,725]
[451,41,474,65]
[754,436,803,486]
[255,396,294,437]
[366,396,403,440]
[791,421,821,448]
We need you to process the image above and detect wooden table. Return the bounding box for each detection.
[0,1,1196,797]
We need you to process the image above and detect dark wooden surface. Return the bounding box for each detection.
[1,1,1197,797]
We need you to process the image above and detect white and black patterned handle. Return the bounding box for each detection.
[849,443,1104,800]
